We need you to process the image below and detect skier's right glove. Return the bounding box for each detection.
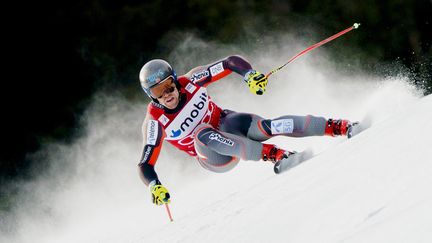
[244,70,268,95]
[149,180,171,205]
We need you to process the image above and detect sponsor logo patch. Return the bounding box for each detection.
[141,146,152,163]
[165,88,209,140]
[146,69,164,83]
[190,70,210,83]
[185,83,197,94]
[271,119,294,135]
[209,62,224,76]
[147,120,158,145]
[209,132,234,146]
[158,114,170,126]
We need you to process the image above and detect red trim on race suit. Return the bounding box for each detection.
[147,137,164,166]
[204,69,232,87]
[148,76,223,157]
[192,59,237,87]
[257,119,272,138]
[139,117,166,167]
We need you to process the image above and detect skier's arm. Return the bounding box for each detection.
[138,117,165,186]
[185,55,253,87]
[138,118,171,205]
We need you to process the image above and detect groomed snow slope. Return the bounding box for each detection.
[137,94,432,243]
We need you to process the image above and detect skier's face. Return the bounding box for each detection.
[151,77,179,109]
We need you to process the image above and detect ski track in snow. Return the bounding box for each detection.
[1,38,431,243]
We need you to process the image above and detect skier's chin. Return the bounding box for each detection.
[163,96,178,109]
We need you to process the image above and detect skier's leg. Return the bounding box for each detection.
[220,110,350,141]
[250,115,327,139]
[256,116,353,138]
[218,110,268,140]
[194,123,263,173]
[195,145,240,173]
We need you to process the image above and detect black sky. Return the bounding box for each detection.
[2,2,94,178]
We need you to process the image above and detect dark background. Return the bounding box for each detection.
[1,0,431,203]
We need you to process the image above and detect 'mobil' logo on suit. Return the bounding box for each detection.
[168,89,208,139]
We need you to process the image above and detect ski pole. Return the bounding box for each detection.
[165,204,174,222]
[266,23,361,78]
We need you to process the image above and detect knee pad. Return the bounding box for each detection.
[194,124,214,143]
[196,154,239,173]
[194,124,240,173]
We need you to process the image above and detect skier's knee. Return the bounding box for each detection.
[194,123,216,145]
[196,156,239,173]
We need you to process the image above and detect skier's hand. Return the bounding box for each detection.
[244,70,268,95]
[150,181,171,205]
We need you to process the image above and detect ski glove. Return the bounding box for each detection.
[149,180,171,205]
[244,70,268,95]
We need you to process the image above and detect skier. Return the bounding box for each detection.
[138,56,355,205]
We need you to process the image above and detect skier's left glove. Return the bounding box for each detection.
[244,70,268,95]
[149,180,171,205]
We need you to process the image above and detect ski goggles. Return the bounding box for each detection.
[149,76,176,99]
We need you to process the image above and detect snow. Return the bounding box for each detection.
[2,38,432,243]
[140,95,432,243]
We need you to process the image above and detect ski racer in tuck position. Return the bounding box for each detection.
[138,56,356,205]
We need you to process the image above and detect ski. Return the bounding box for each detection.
[347,122,362,138]
[274,149,313,174]
[274,122,365,174]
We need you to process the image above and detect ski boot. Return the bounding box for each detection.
[262,144,292,163]
[325,119,359,138]
[262,144,304,174]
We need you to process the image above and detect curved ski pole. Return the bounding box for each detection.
[266,23,361,79]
